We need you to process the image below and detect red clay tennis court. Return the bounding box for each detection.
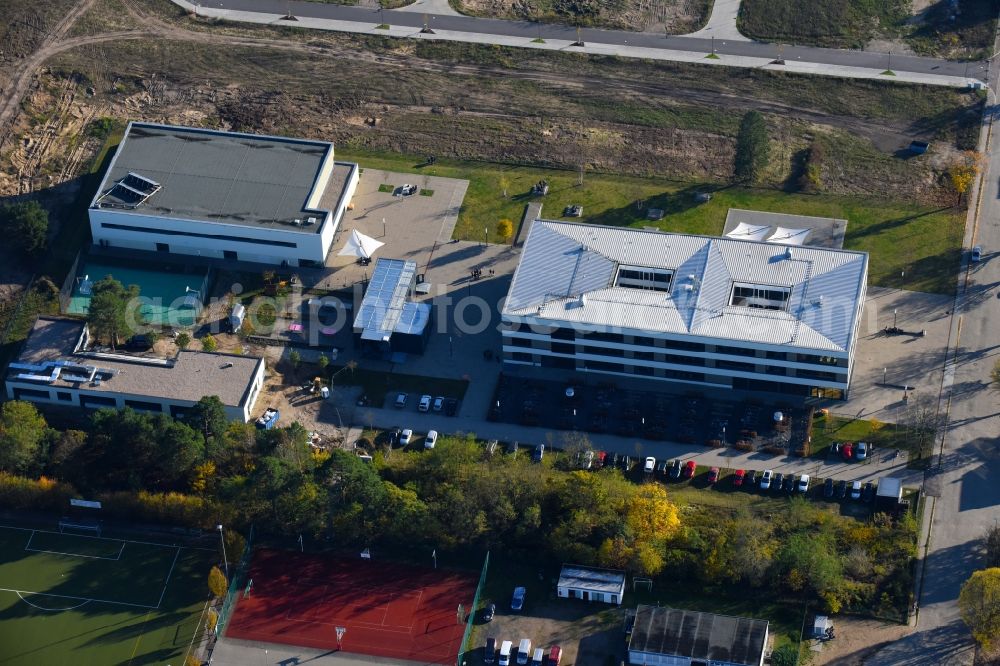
[226,549,478,664]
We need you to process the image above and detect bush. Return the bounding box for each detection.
[0,473,76,510]
[0,201,49,257]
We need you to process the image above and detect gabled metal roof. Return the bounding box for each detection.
[628,606,768,666]
[503,221,867,352]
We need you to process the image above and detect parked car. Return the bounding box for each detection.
[841,443,854,460]
[862,481,876,502]
[485,439,498,456]
[499,640,513,666]
[532,444,545,462]
[835,479,848,499]
[683,460,697,478]
[399,429,413,446]
[707,467,720,484]
[596,451,608,468]
[829,442,841,456]
[644,457,656,474]
[760,469,774,490]
[445,398,459,416]
[517,639,531,666]
[511,586,526,611]
[581,450,595,470]
[433,396,445,412]
[972,244,983,262]
[823,477,835,498]
[548,646,562,666]
[424,430,438,449]
[418,394,432,412]
[733,469,746,487]
[744,469,758,488]
[394,392,408,408]
[855,441,869,461]
[399,183,417,196]
[531,647,544,666]
[610,452,622,469]
[849,480,863,500]
[507,440,519,455]
[773,472,785,492]
[618,455,632,471]
[482,603,496,622]
[656,459,669,476]
[797,474,810,493]
[782,474,795,493]
[484,636,497,664]
[669,460,682,479]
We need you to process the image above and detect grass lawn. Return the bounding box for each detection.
[0,524,215,666]
[810,413,932,469]
[340,149,964,295]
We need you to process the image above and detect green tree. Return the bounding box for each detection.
[152,415,205,487]
[208,565,228,598]
[176,332,191,349]
[289,349,301,368]
[734,110,770,183]
[959,567,1000,649]
[770,644,798,666]
[0,401,48,473]
[87,277,140,348]
[1,201,49,256]
[317,354,329,372]
[201,335,218,352]
[186,396,229,445]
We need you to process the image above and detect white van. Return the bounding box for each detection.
[499,640,513,666]
[517,638,531,665]
[531,647,544,665]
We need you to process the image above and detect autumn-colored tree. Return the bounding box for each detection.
[497,219,514,243]
[201,335,218,352]
[208,565,228,599]
[959,567,1000,649]
[624,483,681,542]
[949,151,984,207]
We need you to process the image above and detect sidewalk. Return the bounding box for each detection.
[172,0,977,88]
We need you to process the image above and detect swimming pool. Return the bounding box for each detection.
[67,260,209,327]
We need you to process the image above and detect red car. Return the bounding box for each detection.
[707,467,720,484]
[733,469,746,487]
[683,460,697,478]
[841,442,854,460]
[596,451,607,468]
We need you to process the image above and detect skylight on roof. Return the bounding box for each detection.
[614,265,673,292]
[730,283,790,311]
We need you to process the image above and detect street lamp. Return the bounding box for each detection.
[883,367,887,386]
[217,524,229,580]
[893,309,897,328]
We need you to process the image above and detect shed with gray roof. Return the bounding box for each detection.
[557,565,626,605]
[628,605,768,666]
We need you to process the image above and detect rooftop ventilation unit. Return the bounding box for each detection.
[306,217,318,225]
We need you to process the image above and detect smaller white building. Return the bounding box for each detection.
[89,122,359,267]
[5,318,265,422]
[557,565,626,605]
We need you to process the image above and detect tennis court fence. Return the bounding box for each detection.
[216,524,254,635]
[456,550,489,666]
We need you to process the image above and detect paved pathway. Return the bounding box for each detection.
[392,0,460,16]
[688,0,746,41]
[173,0,982,87]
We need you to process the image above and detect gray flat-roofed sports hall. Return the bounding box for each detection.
[628,605,768,666]
[92,123,338,231]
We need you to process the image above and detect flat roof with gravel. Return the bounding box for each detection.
[91,122,354,232]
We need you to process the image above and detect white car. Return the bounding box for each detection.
[850,480,863,500]
[418,394,432,412]
[433,396,445,412]
[643,456,656,473]
[972,245,983,262]
[796,474,810,493]
[398,183,417,196]
[424,430,438,449]
[399,429,413,446]
[760,469,774,490]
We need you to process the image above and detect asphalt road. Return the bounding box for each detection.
[195,0,984,79]
[864,31,1000,666]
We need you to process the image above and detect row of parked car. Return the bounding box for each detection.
[393,392,459,415]
[734,468,877,501]
[484,637,560,666]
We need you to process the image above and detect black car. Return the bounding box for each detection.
[772,472,785,491]
[834,479,848,499]
[532,444,545,462]
[507,440,519,455]
[744,469,758,488]
[484,636,497,664]
[782,475,796,493]
[445,398,458,416]
[668,459,682,479]
[862,481,876,502]
[656,459,669,476]
[482,603,496,623]
[618,454,632,471]
[823,477,835,498]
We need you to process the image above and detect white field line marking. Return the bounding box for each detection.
[184,598,213,665]
[156,548,182,609]
[23,530,36,551]
[15,591,91,612]
[0,587,157,609]
[23,546,124,561]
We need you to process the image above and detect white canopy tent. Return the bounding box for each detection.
[338,229,384,259]
[726,222,771,242]
[767,226,811,245]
